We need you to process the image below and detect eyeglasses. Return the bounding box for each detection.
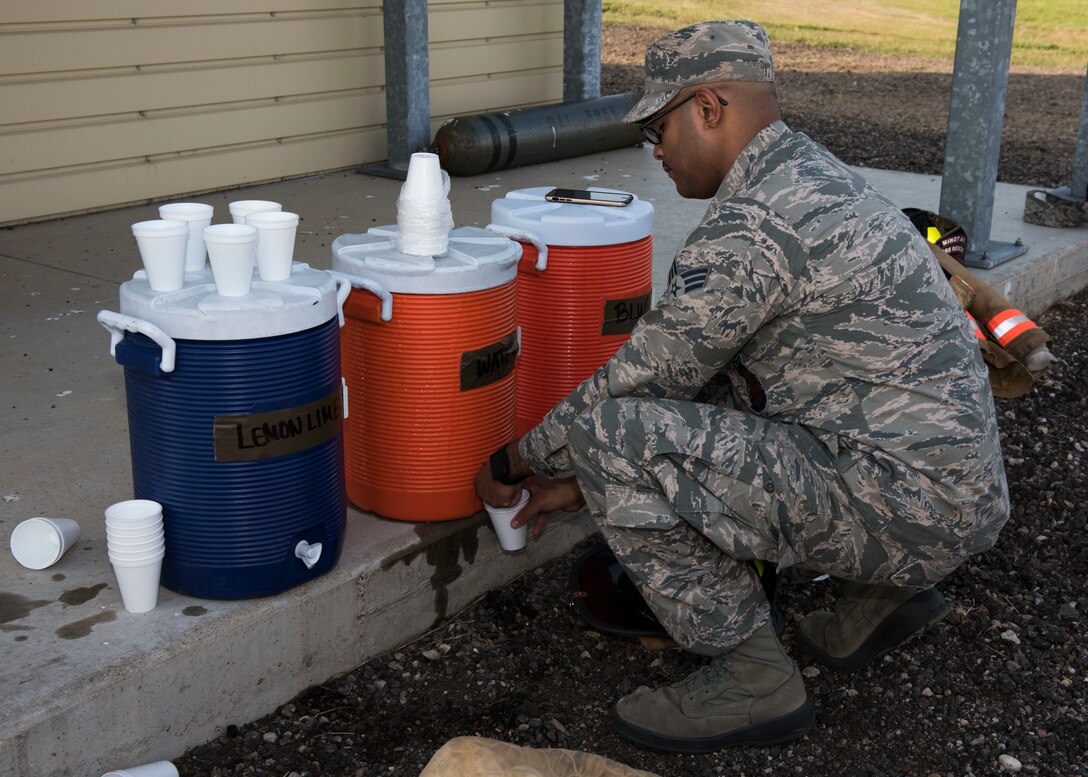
[638,93,729,145]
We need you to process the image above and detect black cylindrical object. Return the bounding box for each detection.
[432,93,643,176]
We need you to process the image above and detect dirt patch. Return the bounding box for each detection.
[602,23,1086,189]
[174,24,1088,777]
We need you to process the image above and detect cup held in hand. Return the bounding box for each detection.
[483,489,531,552]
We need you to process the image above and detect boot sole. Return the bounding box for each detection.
[611,694,814,754]
[796,587,951,672]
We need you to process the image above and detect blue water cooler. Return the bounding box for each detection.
[98,263,350,599]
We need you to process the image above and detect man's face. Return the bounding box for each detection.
[645,90,725,200]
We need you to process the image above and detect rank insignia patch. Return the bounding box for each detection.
[667,265,710,297]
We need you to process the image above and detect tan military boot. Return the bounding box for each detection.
[612,621,813,753]
[795,579,950,671]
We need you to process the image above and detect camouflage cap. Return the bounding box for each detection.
[624,20,775,124]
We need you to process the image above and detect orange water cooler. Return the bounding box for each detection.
[488,187,654,436]
[332,226,521,521]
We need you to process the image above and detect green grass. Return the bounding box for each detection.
[602,0,1088,70]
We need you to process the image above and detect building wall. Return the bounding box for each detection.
[0,0,564,225]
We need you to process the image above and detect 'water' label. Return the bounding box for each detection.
[460,330,518,391]
[601,292,651,336]
[213,387,343,462]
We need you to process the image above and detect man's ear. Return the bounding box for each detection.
[696,88,726,129]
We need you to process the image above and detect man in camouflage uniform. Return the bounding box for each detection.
[476,20,1009,753]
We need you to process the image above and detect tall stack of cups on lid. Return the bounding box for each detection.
[97,199,349,600]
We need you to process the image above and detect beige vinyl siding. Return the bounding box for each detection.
[0,1,564,226]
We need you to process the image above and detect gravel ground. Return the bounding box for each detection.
[174,24,1088,777]
[602,24,1086,189]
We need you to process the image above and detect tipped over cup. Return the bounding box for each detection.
[9,517,81,570]
[229,199,282,225]
[101,761,179,777]
[158,202,214,272]
[131,220,188,292]
[246,210,300,281]
[204,223,257,296]
[483,489,530,552]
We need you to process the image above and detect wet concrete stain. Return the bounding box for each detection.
[1,623,33,632]
[58,582,109,606]
[55,610,117,640]
[0,591,52,625]
[14,635,27,642]
[182,606,207,616]
[51,573,66,582]
[379,518,482,626]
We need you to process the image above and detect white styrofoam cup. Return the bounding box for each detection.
[229,199,281,225]
[401,152,443,200]
[204,224,257,297]
[158,202,214,272]
[105,500,163,525]
[131,220,188,292]
[9,517,81,569]
[246,210,300,281]
[483,489,530,552]
[107,536,165,553]
[110,557,164,613]
[101,761,179,777]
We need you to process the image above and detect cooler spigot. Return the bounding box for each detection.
[294,540,323,569]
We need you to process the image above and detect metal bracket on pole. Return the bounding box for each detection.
[939,0,1028,270]
[358,0,430,180]
[563,0,602,103]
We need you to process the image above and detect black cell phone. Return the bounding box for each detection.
[544,188,634,207]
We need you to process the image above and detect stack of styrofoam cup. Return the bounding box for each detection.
[104,500,166,613]
[396,152,453,257]
[204,223,258,297]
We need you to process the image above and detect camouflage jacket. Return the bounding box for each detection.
[520,121,1008,538]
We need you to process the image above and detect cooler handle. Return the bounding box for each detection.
[333,271,393,321]
[485,223,548,272]
[96,310,177,373]
[330,271,353,327]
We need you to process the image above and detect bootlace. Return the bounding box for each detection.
[681,658,735,701]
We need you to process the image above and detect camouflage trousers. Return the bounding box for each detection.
[567,397,973,655]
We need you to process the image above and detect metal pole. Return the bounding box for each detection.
[1070,64,1088,201]
[939,0,1027,269]
[563,0,601,103]
[382,0,431,171]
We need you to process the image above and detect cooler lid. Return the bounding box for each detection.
[331,225,520,295]
[118,262,342,340]
[489,186,653,247]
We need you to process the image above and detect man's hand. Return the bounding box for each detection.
[475,439,530,508]
[511,475,586,540]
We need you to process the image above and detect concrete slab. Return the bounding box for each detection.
[1,142,1086,777]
